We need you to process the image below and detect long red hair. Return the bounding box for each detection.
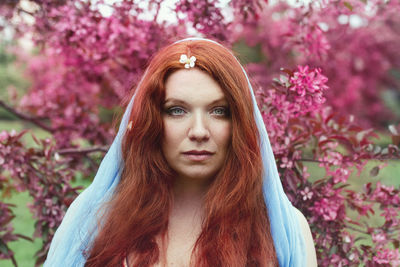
[84,39,278,266]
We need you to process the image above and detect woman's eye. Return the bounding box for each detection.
[212,107,229,116]
[166,107,186,116]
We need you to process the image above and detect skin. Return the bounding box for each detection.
[294,208,318,266]
[162,68,232,190]
[160,68,232,266]
[127,68,317,266]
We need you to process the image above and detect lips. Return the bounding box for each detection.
[183,150,214,155]
[182,150,214,161]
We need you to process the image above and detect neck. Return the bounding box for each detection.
[172,176,211,208]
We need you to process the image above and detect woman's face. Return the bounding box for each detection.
[162,68,232,182]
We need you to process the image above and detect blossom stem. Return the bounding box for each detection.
[56,146,109,155]
[345,224,368,235]
[0,99,54,133]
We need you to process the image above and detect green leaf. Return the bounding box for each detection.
[344,2,353,11]
[0,239,10,256]
[370,166,380,177]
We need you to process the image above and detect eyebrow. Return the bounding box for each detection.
[163,97,228,105]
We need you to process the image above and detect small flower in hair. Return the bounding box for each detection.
[179,54,196,69]
[127,121,133,131]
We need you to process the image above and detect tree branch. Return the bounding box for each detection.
[17,7,35,17]
[0,99,54,132]
[153,0,162,23]
[297,157,400,164]
[56,146,109,155]
[345,224,368,235]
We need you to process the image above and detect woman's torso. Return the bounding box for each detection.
[124,202,203,267]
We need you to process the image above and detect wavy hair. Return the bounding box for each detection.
[84,40,278,266]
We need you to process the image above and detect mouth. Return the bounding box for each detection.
[183,150,214,155]
[182,150,214,161]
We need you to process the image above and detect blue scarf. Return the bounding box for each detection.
[44,38,305,267]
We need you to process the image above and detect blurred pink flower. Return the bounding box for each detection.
[373,248,400,266]
[300,187,313,201]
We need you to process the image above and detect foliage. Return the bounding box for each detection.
[256,66,400,266]
[0,130,82,265]
[235,0,400,128]
[0,0,399,266]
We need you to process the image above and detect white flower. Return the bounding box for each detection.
[127,121,133,131]
[179,54,196,69]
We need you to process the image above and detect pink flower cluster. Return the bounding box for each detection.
[255,64,400,265]
[311,197,342,221]
[289,65,329,114]
[0,202,17,260]
[234,0,400,128]
[0,130,81,265]
[373,248,400,266]
[175,0,228,40]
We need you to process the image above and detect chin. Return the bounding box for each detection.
[178,169,219,181]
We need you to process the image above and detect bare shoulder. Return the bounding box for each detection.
[293,207,318,267]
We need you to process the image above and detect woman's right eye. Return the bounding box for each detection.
[166,107,186,116]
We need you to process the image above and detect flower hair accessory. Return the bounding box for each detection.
[127,121,133,131]
[179,54,196,69]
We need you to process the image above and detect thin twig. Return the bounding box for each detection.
[57,146,109,155]
[297,157,400,164]
[345,224,368,235]
[153,0,162,23]
[297,158,327,164]
[17,7,35,17]
[0,99,54,132]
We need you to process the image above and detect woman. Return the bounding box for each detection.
[44,38,317,266]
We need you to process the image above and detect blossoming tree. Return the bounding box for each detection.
[0,0,399,266]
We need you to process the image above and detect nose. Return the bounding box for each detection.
[188,111,210,142]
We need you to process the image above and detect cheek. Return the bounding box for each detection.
[162,121,186,153]
[213,122,232,148]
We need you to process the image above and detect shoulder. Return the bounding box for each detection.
[293,207,318,267]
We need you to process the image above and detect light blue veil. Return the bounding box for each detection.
[44,38,306,266]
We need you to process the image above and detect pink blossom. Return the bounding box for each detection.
[319,151,343,168]
[373,248,400,266]
[312,198,342,221]
[302,166,310,180]
[0,131,9,143]
[280,157,294,169]
[331,168,351,184]
[372,232,386,244]
[289,65,329,113]
[300,187,313,201]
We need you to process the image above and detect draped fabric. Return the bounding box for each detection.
[44,38,306,267]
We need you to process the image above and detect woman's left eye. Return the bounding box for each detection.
[211,107,229,116]
[165,107,186,116]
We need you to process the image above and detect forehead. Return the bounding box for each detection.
[164,68,226,104]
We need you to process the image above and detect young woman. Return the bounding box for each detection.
[44,38,317,267]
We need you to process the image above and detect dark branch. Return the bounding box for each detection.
[298,157,400,164]
[153,0,162,23]
[17,7,35,17]
[345,224,368,235]
[0,99,54,132]
[57,146,109,155]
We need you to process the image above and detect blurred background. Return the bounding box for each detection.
[1,0,399,266]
